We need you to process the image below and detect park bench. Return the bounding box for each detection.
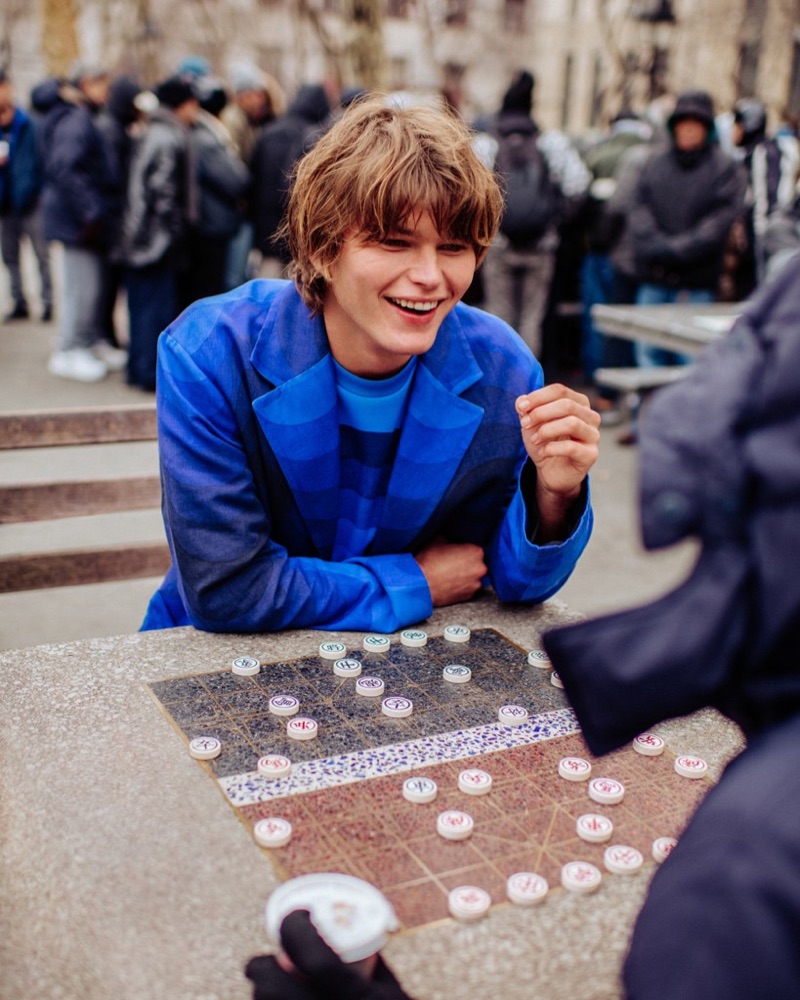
[0,403,170,593]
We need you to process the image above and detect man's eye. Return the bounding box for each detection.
[441,243,469,253]
[381,237,409,248]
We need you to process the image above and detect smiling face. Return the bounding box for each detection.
[321,210,477,377]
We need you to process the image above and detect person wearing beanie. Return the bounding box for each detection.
[121,74,199,390]
[483,68,590,362]
[626,88,745,369]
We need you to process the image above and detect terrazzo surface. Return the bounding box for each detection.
[0,596,745,1000]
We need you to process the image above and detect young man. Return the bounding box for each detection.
[142,96,599,634]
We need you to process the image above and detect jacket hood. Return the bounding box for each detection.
[107,74,142,125]
[494,110,538,139]
[287,83,330,124]
[543,256,800,753]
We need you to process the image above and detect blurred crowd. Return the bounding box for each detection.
[1,58,799,406]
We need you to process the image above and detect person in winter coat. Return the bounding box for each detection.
[122,74,198,391]
[627,89,745,367]
[483,70,590,360]
[544,255,800,999]
[177,78,250,308]
[33,64,119,381]
[0,69,52,322]
[249,82,331,275]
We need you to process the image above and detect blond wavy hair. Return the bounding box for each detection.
[280,95,503,312]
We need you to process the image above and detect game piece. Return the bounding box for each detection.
[231,655,260,676]
[442,664,471,683]
[560,861,602,894]
[588,777,625,805]
[402,776,438,804]
[457,768,493,795]
[436,809,474,841]
[265,873,399,964]
[333,657,363,678]
[550,671,565,689]
[506,872,549,906]
[363,634,391,653]
[443,624,471,643]
[576,813,614,844]
[632,732,666,756]
[447,885,491,922]
[652,836,678,863]
[382,696,413,718]
[254,817,293,848]
[603,845,644,875]
[527,649,551,669]
[287,717,318,741]
[674,754,709,779]
[355,676,385,698]
[498,704,529,726]
[400,629,427,647]
[268,693,300,717]
[188,736,221,760]
[319,640,347,660]
[257,754,292,778]
[558,756,592,782]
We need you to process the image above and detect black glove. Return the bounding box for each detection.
[245,909,413,1000]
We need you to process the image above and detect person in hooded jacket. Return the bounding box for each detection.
[627,89,745,367]
[33,64,119,382]
[249,82,332,276]
[544,254,800,999]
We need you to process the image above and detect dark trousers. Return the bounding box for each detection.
[126,259,178,391]
[177,234,229,312]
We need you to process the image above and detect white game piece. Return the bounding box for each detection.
[443,664,472,684]
[231,655,260,676]
[603,844,644,875]
[188,736,221,760]
[363,634,391,653]
[268,693,300,717]
[652,836,678,863]
[402,776,438,804]
[588,777,625,805]
[632,732,666,756]
[550,671,565,689]
[458,768,493,795]
[558,756,592,782]
[265,873,399,964]
[287,716,318,741]
[498,704,529,726]
[319,641,347,660]
[674,754,709,779]
[436,809,474,841]
[254,817,292,848]
[382,696,413,718]
[257,754,292,778]
[560,861,602,894]
[400,629,427,647]
[448,885,491,922]
[506,872,549,906]
[443,625,471,643]
[355,676,385,698]
[527,649,551,669]
[333,658,363,678]
[576,813,614,844]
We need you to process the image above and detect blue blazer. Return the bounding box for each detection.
[142,280,591,633]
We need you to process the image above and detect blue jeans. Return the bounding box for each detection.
[126,259,178,391]
[580,253,637,384]
[634,284,714,367]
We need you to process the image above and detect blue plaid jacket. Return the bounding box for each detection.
[142,280,592,633]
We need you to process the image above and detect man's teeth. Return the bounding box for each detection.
[391,298,437,312]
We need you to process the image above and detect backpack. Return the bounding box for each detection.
[495,130,560,246]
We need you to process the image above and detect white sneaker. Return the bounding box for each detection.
[93,341,128,372]
[48,348,108,382]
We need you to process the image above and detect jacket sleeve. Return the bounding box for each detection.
[157,332,433,634]
[661,159,745,265]
[45,111,105,226]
